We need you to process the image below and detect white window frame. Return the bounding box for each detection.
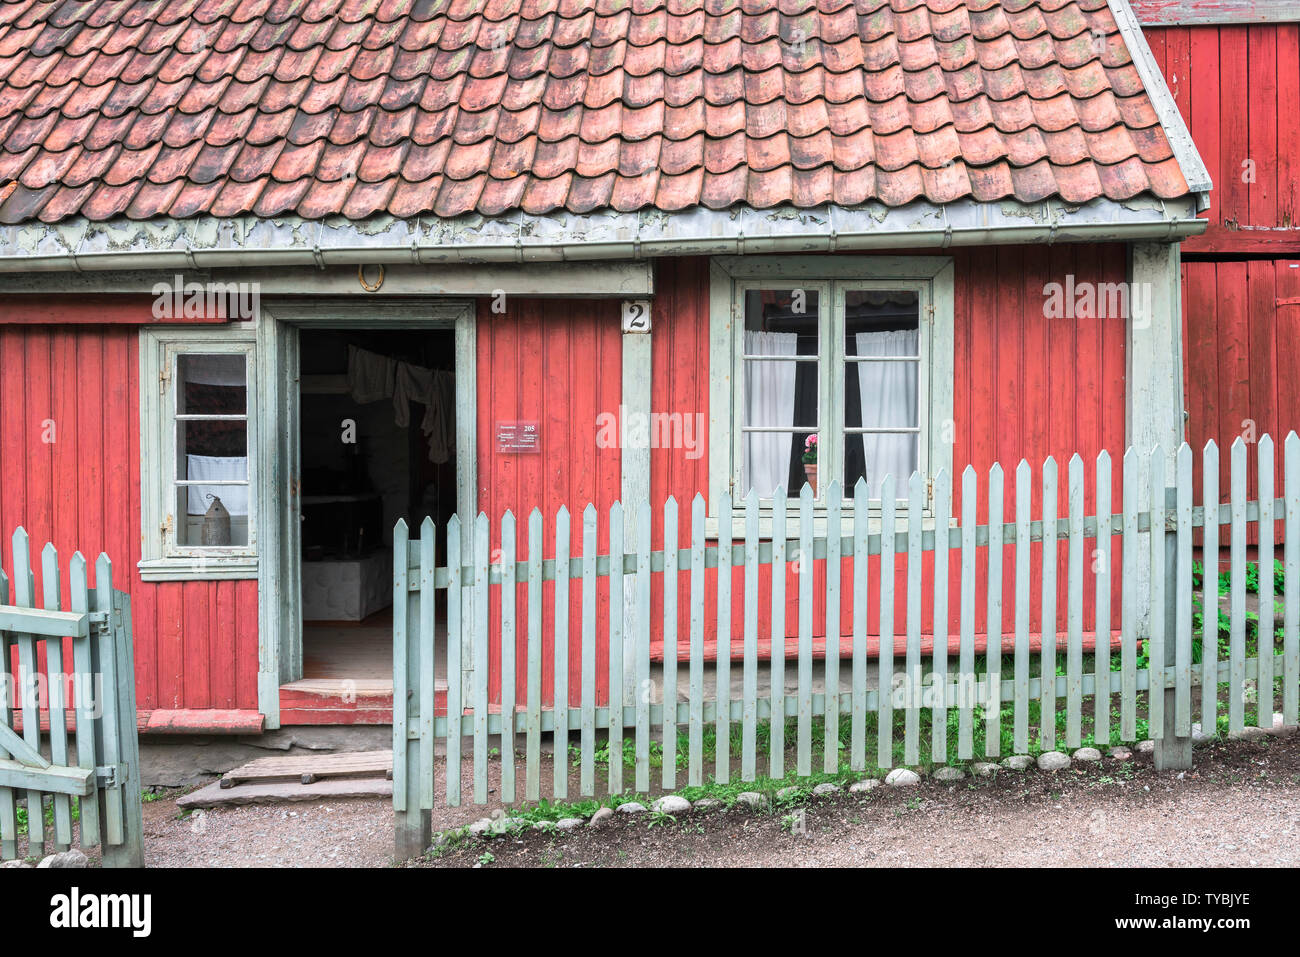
[139,325,259,581]
[709,255,955,537]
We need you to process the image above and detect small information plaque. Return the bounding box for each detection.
[496,420,541,453]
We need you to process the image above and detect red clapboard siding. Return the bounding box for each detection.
[475,250,1129,708]
[0,302,259,716]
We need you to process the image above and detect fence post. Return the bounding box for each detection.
[101,589,144,867]
[1154,486,1192,770]
[392,520,430,860]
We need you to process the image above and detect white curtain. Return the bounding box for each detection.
[743,330,798,497]
[182,354,245,387]
[856,329,919,499]
[186,454,249,516]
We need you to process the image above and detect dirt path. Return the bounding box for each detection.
[142,735,1300,867]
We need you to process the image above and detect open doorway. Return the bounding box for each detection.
[293,328,456,694]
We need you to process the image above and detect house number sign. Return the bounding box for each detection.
[496,420,541,453]
[622,299,652,333]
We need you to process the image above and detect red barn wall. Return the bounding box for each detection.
[0,301,260,716]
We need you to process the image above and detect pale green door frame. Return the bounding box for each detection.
[254,298,477,728]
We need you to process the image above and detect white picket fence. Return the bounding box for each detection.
[392,433,1299,855]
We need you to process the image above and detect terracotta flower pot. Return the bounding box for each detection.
[803,463,818,496]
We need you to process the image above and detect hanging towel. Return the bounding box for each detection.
[347,345,396,404]
[393,363,455,463]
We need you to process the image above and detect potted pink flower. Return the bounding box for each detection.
[802,434,818,495]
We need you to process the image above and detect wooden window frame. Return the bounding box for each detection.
[138,325,259,581]
[708,255,955,538]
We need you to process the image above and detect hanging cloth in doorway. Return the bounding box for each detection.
[345,345,454,464]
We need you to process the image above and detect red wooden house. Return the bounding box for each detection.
[0,0,1211,732]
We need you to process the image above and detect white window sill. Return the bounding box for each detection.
[138,558,259,582]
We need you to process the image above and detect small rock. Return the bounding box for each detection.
[1107,746,1132,760]
[651,795,691,814]
[1072,747,1102,763]
[588,807,615,826]
[776,786,802,801]
[812,782,841,796]
[615,801,647,814]
[1190,723,1214,744]
[1037,751,1071,771]
[885,768,920,787]
[933,766,966,781]
[37,849,88,869]
[849,779,881,793]
[735,791,767,809]
[1001,755,1035,770]
[1230,726,1269,742]
[532,820,554,831]
[692,798,722,811]
[1272,713,1296,738]
[1,859,32,868]
[555,818,583,830]
[468,818,493,836]
[972,762,1000,778]
[1136,740,1155,753]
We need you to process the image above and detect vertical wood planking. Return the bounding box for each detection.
[67,553,99,848]
[688,495,705,787]
[1040,458,1058,751]
[661,497,678,790]
[580,505,597,796]
[931,470,950,764]
[1120,449,1138,741]
[742,491,759,781]
[985,465,1004,757]
[0,565,14,859]
[634,501,651,793]
[445,517,463,806]
[500,511,517,804]
[798,484,814,776]
[553,506,570,799]
[1257,436,1275,728]
[1285,434,1299,725]
[1066,456,1084,748]
[473,514,490,804]
[1201,441,1220,729]
[715,492,732,784]
[825,481,842,773]
[904,473,922,767]
[1229,439,1247,734]
[877,475,896,769]
[1013,461,1031,755]
[526,509,543,801]
[958,468,976,759]
[1148,451,1166,739]
[1093,451,1112,746]
[1175,444,1194,736]
[770,487,788,779]
[11,529,42,856]
[608,502,624,796]
[40,544,72,848]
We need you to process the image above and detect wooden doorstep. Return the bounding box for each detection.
[219,749,393,789]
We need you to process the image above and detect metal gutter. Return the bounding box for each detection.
[0,196,1209,275]
[1108,0,1214,208]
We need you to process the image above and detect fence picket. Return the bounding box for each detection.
[608,502,624,796]
[1148,450,1166,740]
[444,517,462,806]
[40,543,72,849]
[931,470,950,764]
[1040,458,1058,752]
[1201,441,1220,730]
[94,554,124,847]
[418,519,436,812]
[1014,461,1031,756]
[826,481,843,773]
[526,509,543,801]
[1175,444,1194,736]
[662,497,679,791]
[877,475,896,769]
[770,487,788,779]
[1066,455,1084,749]
[580,505,597,796]
[634,501,652,793]
[1287,435,1300,726]
[689,495,705,787]
[0,564,14,860]
[797,483,814,775]
[554,506,571,799]
[986,464,1004,758]
[958,467,976,760]
[716,492,732,785]
[904,472,923,767]
[1257,436,1275,729]
[500,511,517,804]
[67,553,99,848]
[742,490,760,781]
[1120,449,1138,741]
[1229,439,1247,734]
[11,529,42,857]
[1094,452,1112,746]
[473,514,490,804]
[851,479,869,770]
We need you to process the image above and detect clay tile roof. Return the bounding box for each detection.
[0,0,1194,224]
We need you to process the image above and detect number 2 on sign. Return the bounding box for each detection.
[622,300,651,333]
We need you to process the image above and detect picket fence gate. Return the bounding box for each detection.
[0,529,144,866]
[393,433,1300,857]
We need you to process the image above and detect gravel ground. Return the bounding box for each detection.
[140,734,1300,868]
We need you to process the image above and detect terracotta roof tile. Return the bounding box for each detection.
[0,0,1196,223]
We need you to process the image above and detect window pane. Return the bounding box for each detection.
[178,354,246,415]
[742,432,797,498]
[846,432,919,498]
[179,420,247,462]
[177,419,250,546]
[177,487,249,546]
[743,289,818,347]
